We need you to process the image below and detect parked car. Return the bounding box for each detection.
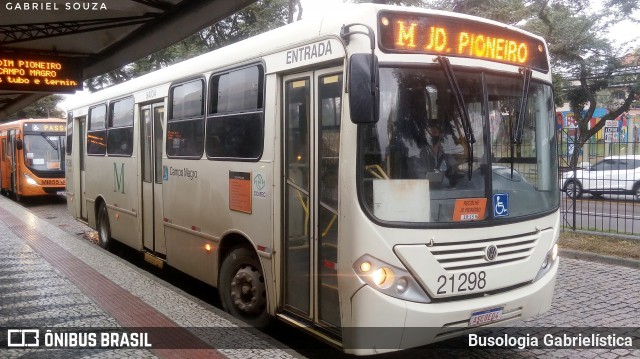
[561,155,640,199]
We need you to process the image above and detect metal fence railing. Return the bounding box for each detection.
[558,128,640,236]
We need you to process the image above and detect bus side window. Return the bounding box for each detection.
[107,96,134,156]
[167,79,205,158]
[206,64,264,160]
[87,104,107,155]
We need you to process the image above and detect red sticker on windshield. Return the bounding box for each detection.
[453,198,487,221]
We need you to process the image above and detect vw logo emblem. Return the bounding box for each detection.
[485,244,499,261]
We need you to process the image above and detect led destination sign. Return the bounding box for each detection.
[379,12,549,72]
[23,123,67,133]
[0,52,83,93]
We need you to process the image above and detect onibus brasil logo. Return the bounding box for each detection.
[6,329,152,348]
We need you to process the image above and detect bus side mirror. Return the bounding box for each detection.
[16,139,23,150]
[348,54,379,124]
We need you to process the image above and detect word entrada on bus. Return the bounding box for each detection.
[65,3,559,355]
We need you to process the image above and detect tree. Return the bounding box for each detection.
[352,0,427,6]
[415,0,640,169]
[524,0,640,168]
[8,95,66,120]
[289,0,302,22]
[430,0,530,24]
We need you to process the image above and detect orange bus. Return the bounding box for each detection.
[0,119,66,200]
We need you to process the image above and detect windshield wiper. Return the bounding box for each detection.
[511,67,532,178]
[41,133,58,151]
[436,56,475,180]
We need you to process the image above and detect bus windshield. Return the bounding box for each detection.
[23,134,65,172]
[359,66,559,224]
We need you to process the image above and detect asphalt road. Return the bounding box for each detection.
[18,195,640,358]
[561,194,640,234]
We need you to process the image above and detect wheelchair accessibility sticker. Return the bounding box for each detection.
[493,193,509,217]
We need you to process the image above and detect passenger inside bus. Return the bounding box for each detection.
[427,111,466,186]
[387,85,464,187]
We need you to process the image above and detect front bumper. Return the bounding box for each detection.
[344,258,558,355]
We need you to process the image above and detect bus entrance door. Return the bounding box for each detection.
[1,132,11,192]
[140,103,166,256]
[282,69,343,331]
[78,117,87,220]
[0,135,7,191]
[8,130,17,194]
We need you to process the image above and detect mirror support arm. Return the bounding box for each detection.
[340,23,376,96]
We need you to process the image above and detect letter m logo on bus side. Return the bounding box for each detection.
[114,163,125,194]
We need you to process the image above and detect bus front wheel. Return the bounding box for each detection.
[97,203,111,250]
[219,246,269,327]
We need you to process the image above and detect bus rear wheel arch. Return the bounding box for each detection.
[219,246,270,327]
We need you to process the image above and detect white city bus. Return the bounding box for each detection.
[66,3,559,354]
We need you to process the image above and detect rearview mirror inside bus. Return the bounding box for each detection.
[348,53,379,124]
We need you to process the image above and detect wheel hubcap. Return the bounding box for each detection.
[567,184,575,197]
[99,212,108,245]
[230,265,265,315]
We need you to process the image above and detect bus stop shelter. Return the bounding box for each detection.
[0,0,256,118]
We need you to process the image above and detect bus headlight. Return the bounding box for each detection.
[24,173,38,186]
[372,267,393,289]
[354,254,430,303]
[534,238,559,282]
[395,277,409,293]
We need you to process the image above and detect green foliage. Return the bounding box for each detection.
[351,0,426,7]
[425,0,639,168]
[430,0,531,25]
[198,0,289,49]
[551,72,567,107]
[8,95,66,120]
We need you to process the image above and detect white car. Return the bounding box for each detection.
[561,155,640,199]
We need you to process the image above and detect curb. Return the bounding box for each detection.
[559,249,640,269]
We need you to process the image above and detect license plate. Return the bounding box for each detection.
[469,307,503,326]
[42,179,65,185]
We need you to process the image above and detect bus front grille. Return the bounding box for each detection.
[428,233,539,271]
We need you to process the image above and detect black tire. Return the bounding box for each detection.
[97,203,111,249]
[564,180,583,199]
[633,183,640,201]
[219,246,270,327]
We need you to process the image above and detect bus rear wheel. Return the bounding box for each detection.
[219,246,269,327]
[97,203,112,250]
[633,182,640,201]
